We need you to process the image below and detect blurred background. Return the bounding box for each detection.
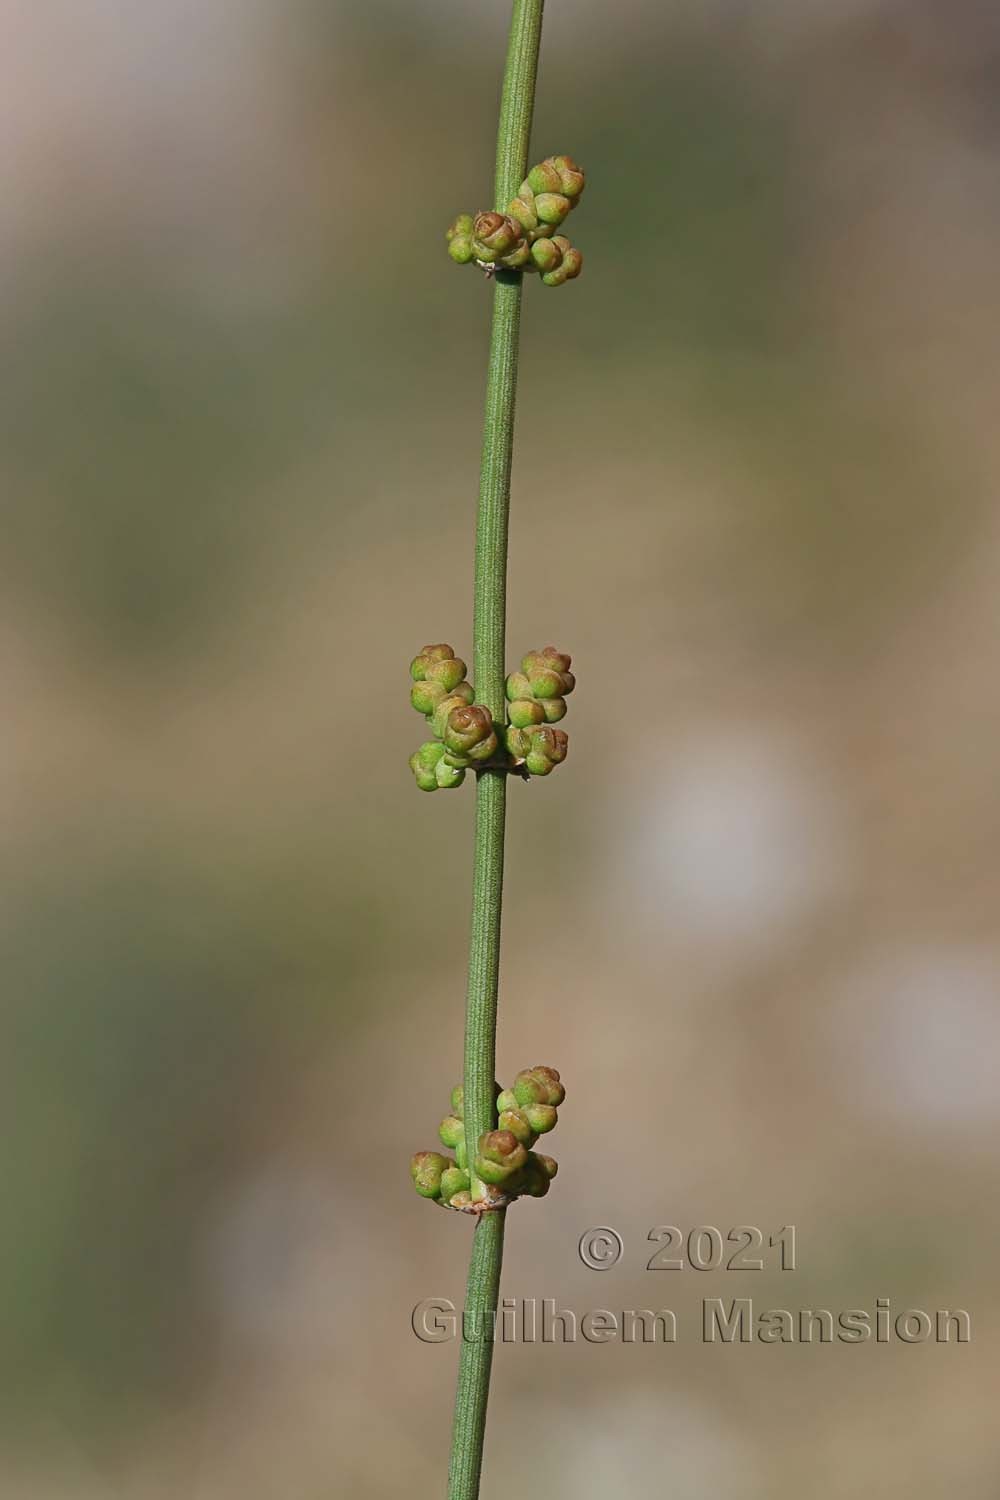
[3,0,999,1494]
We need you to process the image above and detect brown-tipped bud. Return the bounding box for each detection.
[526,159,564,196]
[472,211,523,262]
[542,240,582,287]
[411,644,458,681]
[475,1129,528,1184]
[551,155,585,199]
[540,697,566,723]
[411,1150,449,1199]
[444,703,495,756]
[507,189,541,236]
[430,686,475,740]
[516,1065,566,1106]
[525,646,572,675]
[423,655,467,692]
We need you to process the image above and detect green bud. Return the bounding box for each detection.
[436,759,465,789]
[508,697,545,729]
[526,159,564,196]
[423,655,467,692]
[505,671,534,702]
[472,211,523,262]
[529,237,563,274]
[522,1102,558,1134]
[450,1085,464,1118]
[446,214,475,264]
[507,189,540,236]
[525,667,564,699]
[455,1136,468,1171]
[516,1065,566,1106]
[448,1189,473,1211]
[409,740,445,791]
[542,240,583,287]
[534,192,572,226]
[475,1129,528,1184]
[444,704,494,755]
[466,729,499,763]
[410,679,448,716]
[499,1107,536,1148]
[523,725,568,775]
[440,1165,471,1203]
[550,155,585,199]
[411,1150,449,1199]
[496,1089,518,1114]
[540,697,566,723]
[411,644,459,681]
[504,725,531,761]
[438,1114,464,1149]
[525,749,554,776]
[448,235,475,265]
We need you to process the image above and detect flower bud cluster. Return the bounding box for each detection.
[504,647,575,776]
[408,644,501,790]
[410,1067,565,1210]
[446,156,586,287]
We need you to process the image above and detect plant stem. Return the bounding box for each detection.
[448,3,545,1498]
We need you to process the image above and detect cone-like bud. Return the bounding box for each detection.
[430,686,476,740]
[523,725,568,777]
[411,644,461,681]
[533,191,572,227]
[447,214,476,265]
[440,1165,471,1203]
[514,1065,566,1107]
[411,1150,449,1199]
[444,703,493,755]
[528,155,585,202]
[475,1129,528,1185]
[438,1114,464,1149]
[472,212,523,262]
[504,725,532,762]
[529,237,563,275]
[410,679,447,716]
[542,239,583,287]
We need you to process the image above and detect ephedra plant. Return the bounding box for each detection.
[406,2,586,1496]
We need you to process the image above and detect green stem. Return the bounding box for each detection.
[448,3,545,1498]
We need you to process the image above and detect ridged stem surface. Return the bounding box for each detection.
[448,3,545,1497]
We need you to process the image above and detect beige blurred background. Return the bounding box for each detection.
[3,0,999,1495]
